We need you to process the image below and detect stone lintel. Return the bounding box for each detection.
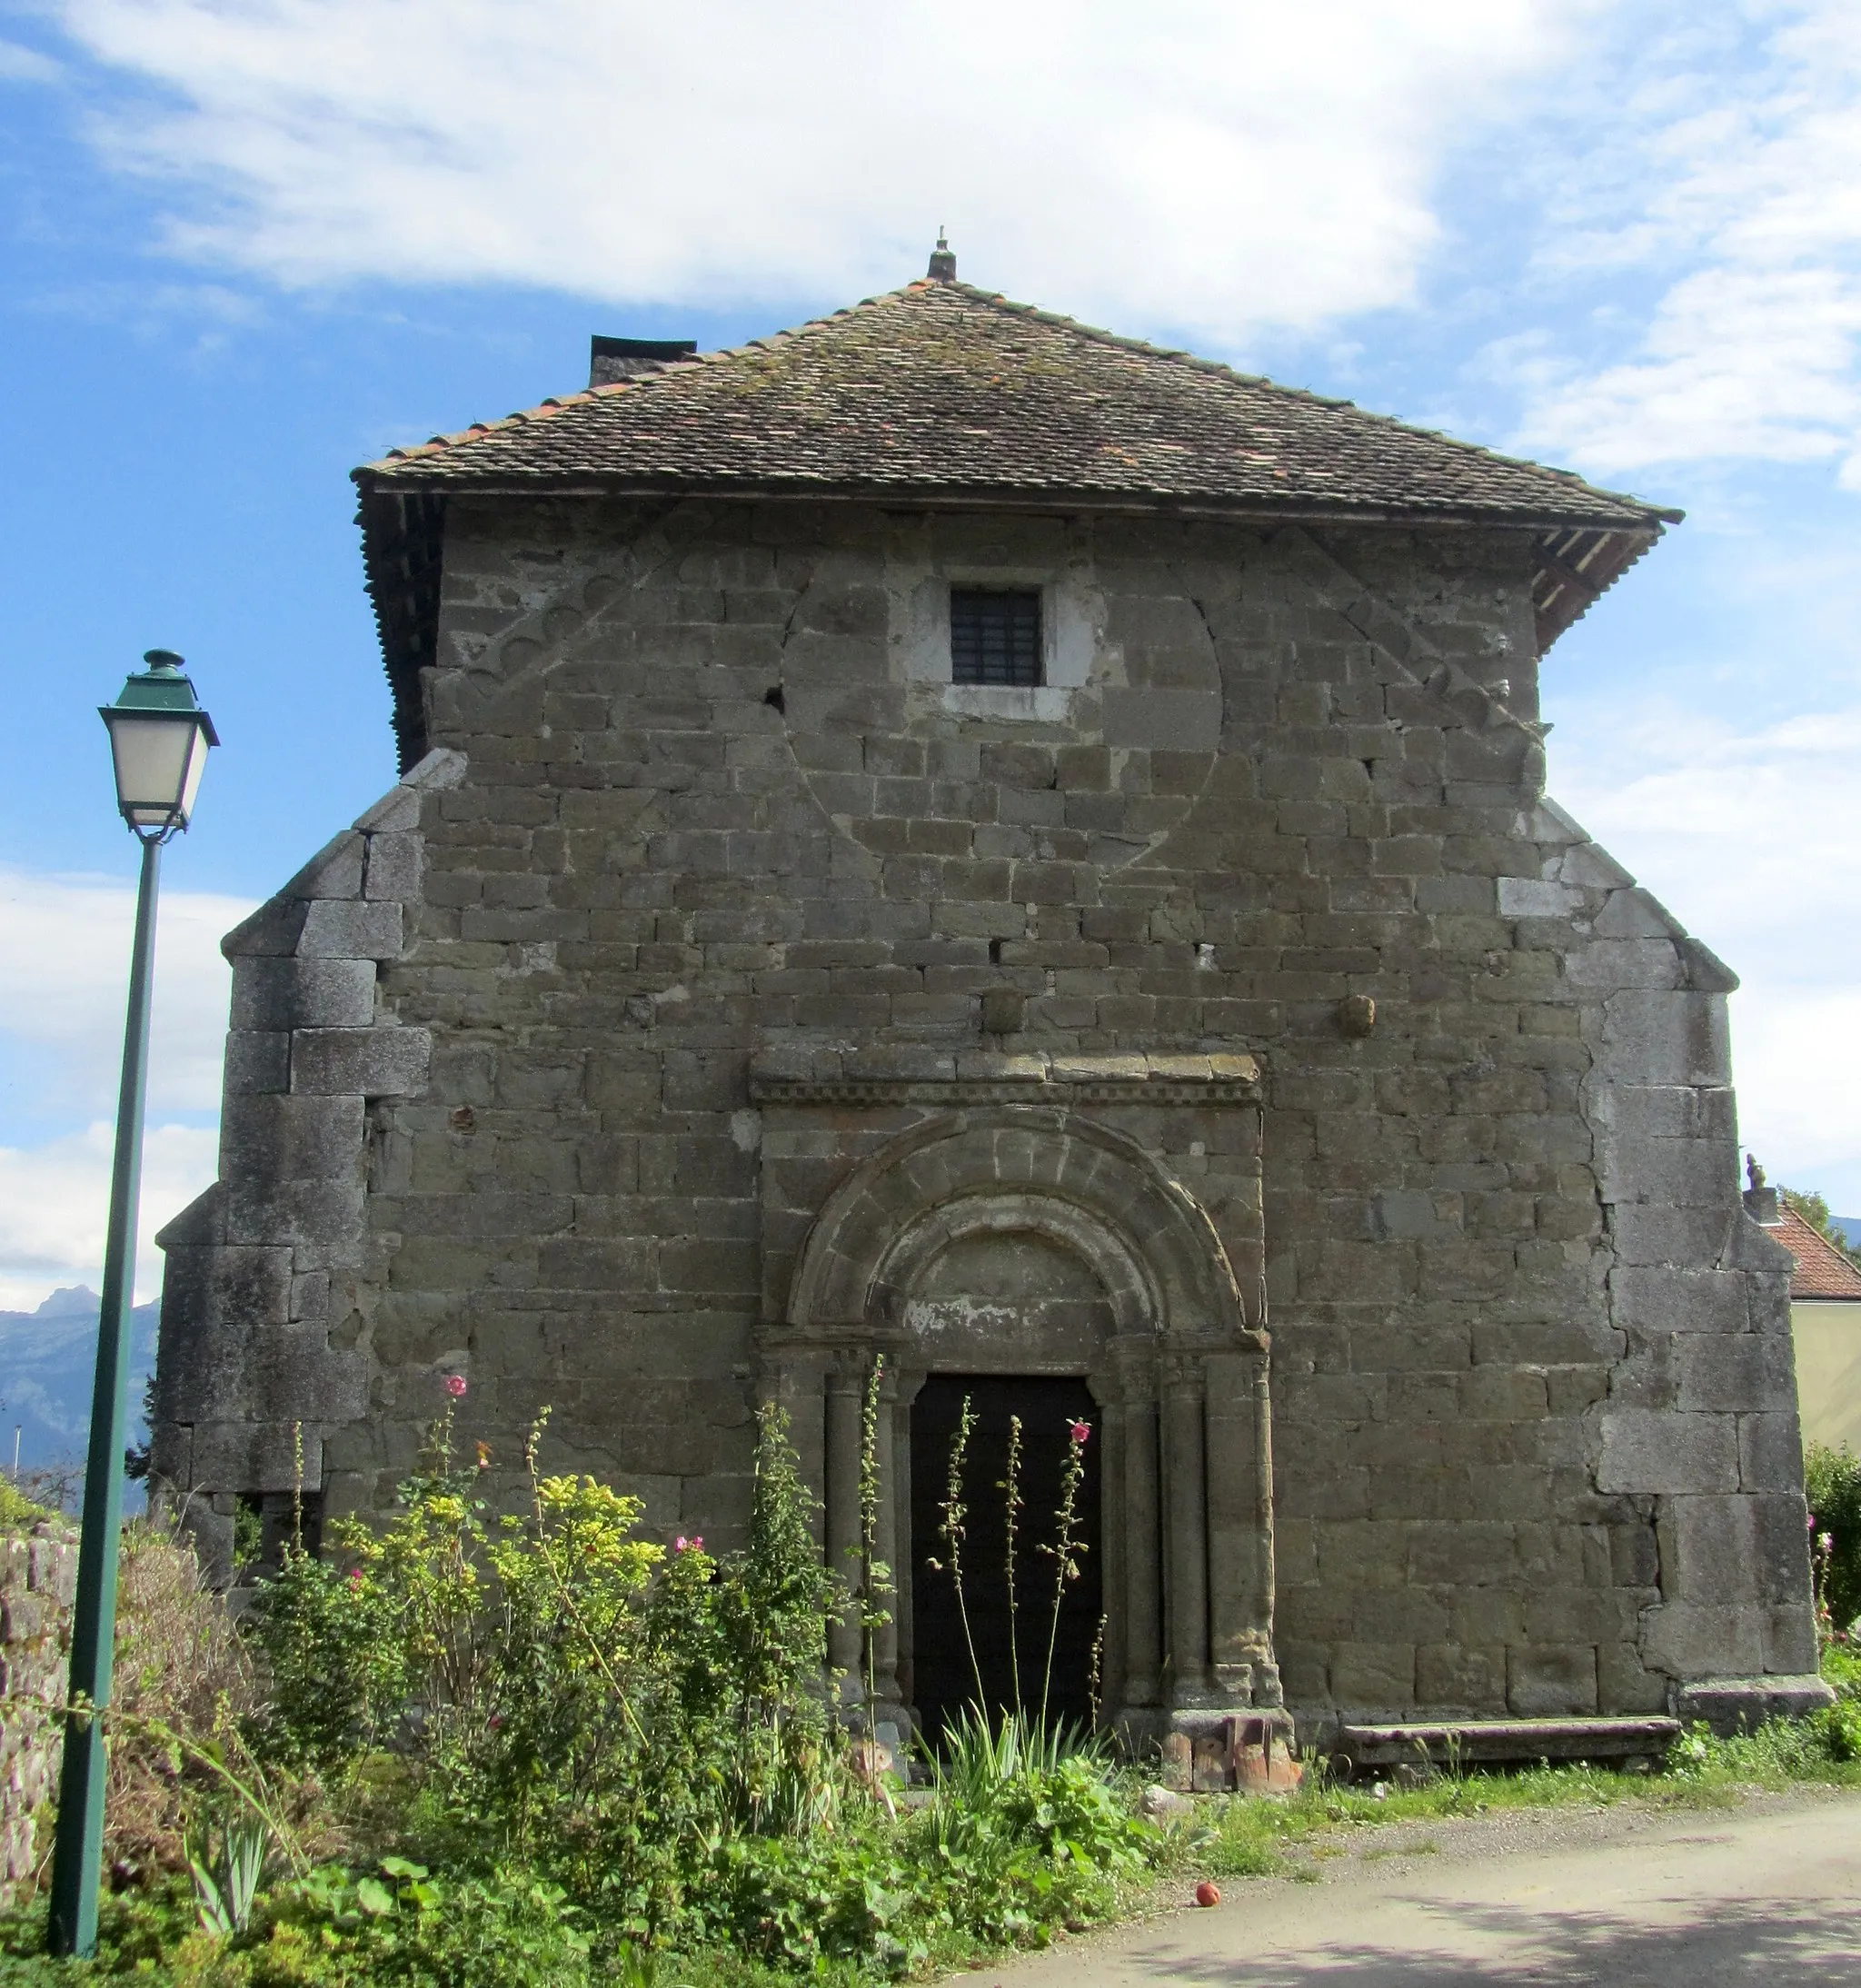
[750,1049,1263,1108]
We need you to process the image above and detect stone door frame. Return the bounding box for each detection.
[751,1055,1282,1742]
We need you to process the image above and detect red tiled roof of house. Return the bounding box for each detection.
[1773,1207,1861,1299]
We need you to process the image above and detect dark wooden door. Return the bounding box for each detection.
[909,1374,1102,1742]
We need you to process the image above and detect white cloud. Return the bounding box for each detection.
[48,0,1588,337]
[0,867,253,1308]
[1556,705,1861,958]
[0,866,252,1312]
[1731,989,1861,1210]
[0,38,60,82]
[0,864,254,1116]
[1515,0,1861,474]
[1551,698,1861,1209]
[0,1120,220,1310]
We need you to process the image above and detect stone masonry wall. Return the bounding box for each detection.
[1,1520,76,1906]
[153,752,462,1577]
[154,496,1818,1725]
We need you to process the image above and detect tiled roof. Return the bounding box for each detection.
[354,279,1675,532]
[1773,1208,1861,1300]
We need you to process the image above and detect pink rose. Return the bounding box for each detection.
[445,1374,467,1397]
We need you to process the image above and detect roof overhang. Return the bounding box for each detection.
[356,479,1670,772]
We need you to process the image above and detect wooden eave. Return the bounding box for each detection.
[356,477,1669,773]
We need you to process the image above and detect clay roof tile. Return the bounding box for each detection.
[1773,1208,1861,1300]
[353,280,1675,532]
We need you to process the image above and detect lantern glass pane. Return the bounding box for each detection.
[107,711,195,826]
[174,723,211,827]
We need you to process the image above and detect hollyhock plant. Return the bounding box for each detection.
[445,1374,468,1397]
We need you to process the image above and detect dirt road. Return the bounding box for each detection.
[989,1789,1861,1984]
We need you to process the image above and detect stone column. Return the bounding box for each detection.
[1096,1392,1128,1725]
[1204,1348,1271,1703]
[1163,1356,1210,1705]
[824,1360,863,1683]
[1121,1373,1162,1709]
[871,1363,901,1712]
[894,1370,925,1713]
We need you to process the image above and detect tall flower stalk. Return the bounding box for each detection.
[856,1357,893,1726]
[930,1395,986,1711]
[1002,1414,1024,1712]
[1037,1417,1091,1734]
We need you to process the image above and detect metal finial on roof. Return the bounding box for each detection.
[927,229,956,283]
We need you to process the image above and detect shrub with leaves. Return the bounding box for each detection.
[243,1856,592,1988]
[1806,1443,1861,1634]
[244,1402,851,1946]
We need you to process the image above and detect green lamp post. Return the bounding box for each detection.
[49,652,218,1957]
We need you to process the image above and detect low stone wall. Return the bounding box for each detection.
[1,1520,77,1906]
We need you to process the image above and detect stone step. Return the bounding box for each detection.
[1339,1716,1681,1768]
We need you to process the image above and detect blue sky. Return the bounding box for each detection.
[1,0,1857,1305]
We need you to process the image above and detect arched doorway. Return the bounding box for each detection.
[910,1372,1103,1739]
[758,1098,1282,1748]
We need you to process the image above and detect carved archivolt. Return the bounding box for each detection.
[782,1108,1247,1348]
[763,1100,1278,1731]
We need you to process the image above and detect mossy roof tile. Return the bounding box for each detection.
[354,280,1671,531]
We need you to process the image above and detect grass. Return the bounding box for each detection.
[10,1635,1861,1981]
[1151,1675,1861,1893]
[5,1734,1860,1984]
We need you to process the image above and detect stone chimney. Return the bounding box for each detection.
[1744,1152,1781,1226]
[589,336,697,388]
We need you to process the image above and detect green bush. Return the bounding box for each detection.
[1806,1443,1861,1632]
[244,1405,870,1949]
[692,1739,1157,1973]
[243,1858,591,1988]
[0,1479,60,1535]
[3,1395,1165,1983]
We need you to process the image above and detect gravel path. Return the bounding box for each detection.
[971,1787,1861,1985]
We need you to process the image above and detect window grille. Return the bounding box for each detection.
[950,589,1041,687]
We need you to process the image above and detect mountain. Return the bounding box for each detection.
[0,1287,160,1483]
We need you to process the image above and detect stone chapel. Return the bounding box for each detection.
[154,244,1826,1754]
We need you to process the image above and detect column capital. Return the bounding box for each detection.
[1162,1349,1207,1396]
[1114,1339,1159,1402]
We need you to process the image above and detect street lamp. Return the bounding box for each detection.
[49,652,218,1957]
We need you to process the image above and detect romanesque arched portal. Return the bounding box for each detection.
[751,1056,1280,1745]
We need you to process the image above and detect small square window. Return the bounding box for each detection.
[950,589,1041,687]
